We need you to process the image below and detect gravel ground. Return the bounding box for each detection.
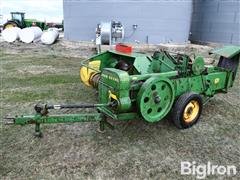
[0,40,239,179]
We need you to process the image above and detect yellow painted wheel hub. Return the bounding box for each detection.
[80,60,100,86]
[183,100,199,123]
[5,24,15,28]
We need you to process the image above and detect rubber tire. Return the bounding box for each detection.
[171,92,203,129]
[3,21,19,29]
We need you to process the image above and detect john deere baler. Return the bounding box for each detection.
[6,45,240,137]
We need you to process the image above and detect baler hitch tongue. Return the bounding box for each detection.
[3,117,16,125]
[4,102,114,137]
[34,102,111,115]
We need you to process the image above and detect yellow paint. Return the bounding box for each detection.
[5,24,14,28]
[108,90,118,100]
[214,78,220,84]
[183,100,199,123]
[80,60,100,86]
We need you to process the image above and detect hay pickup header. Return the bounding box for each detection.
[5,44,240,137]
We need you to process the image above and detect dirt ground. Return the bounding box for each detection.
[0,40,239,179]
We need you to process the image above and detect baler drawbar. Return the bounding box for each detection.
[5,103,114,137]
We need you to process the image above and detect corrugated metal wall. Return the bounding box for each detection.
[190,0,240,45]
[63,0,192,44]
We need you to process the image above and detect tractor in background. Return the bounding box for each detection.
[3,12,48,30]
[3,12,63,31]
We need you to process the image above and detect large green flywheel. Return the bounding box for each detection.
[137,77,175,122]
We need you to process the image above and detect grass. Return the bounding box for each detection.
[0,45,97,118]
[0,42,239,179]
[2,75,80,88]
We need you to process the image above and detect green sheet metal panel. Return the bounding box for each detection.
[210,46,240,58]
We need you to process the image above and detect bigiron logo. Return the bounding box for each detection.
[181,161,238,179]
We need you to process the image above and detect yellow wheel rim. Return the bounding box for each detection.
[80,60,100,86]
[5,24,14,28]
[183,100,199,123]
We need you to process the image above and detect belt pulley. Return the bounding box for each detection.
[137,77,175,122]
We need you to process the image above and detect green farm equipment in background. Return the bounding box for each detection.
[3,12,48,30]
[5,45,240,137]
[3,12,63,30]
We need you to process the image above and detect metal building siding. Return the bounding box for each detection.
[63,0,193,44]
[190,0,240,45]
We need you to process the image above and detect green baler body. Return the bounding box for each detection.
[97,66,232,121]
[87,46,240,121]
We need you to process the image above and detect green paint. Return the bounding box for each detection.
[10,46,240,135]
[15,113,103,125]
[210,46,240,58]
[137,77,175,122]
